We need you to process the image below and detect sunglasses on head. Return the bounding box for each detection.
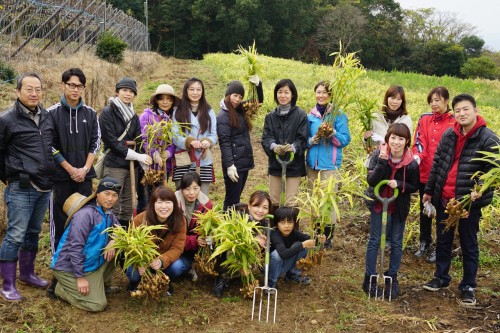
[101,182,123,191]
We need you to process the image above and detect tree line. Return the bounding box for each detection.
[109,0,499,80]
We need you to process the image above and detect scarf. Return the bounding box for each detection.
[110,96,135,123]
[316,103,327,116]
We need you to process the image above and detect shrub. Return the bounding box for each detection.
[96,31,128,63]
[0,59,16,83]
[461,56,497,80]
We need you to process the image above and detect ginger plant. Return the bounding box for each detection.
[193,204,224,276]
[237,41,262,122]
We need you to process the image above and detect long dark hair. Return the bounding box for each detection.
[382,85,407,117]
[175,77,212,133]
[145,187,184,234]
[274,79,298,106]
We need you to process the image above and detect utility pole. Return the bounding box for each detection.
[144,0,149,50]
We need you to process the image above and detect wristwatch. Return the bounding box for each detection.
[83,166,89,174]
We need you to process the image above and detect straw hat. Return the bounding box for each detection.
[63,192,96,228]
[149,84,180,106]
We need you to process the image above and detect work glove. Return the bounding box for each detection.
[328,129,336,139]
[283,143,295,153]
[153,151,163,167]
[248,74,260,86]
[162,150,171,161]
[413,155,421,165]
[274,144,287,156]
[227,165,239,182]
[309,135,320,145]
[126,149,153,165]
[200,140,211,149]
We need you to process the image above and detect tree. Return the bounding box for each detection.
[461,56,497,79]
[460,35,484,58]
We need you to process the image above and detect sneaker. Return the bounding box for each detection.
[127,282,139,292]
[104,285,120,295]
[414,241,430,257]
[426,248,436,263]
[285,274,311,285]
[166,284,174,296]
[212,277,227,298]
[458,286,476,307]
[423,277,449,291]
[285,268,302,280]
[187,267,198,282]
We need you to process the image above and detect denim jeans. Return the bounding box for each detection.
[434,204,481,289]
[0,181,50,261]
[125,254,193,282]
[268,248,308,284]
[365,208,406,276]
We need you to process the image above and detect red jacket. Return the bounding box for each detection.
[412,112,455,183]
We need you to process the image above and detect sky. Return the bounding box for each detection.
[397,0,500,51]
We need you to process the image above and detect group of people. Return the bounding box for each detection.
[0,69,497,312]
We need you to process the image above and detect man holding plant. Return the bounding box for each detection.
[422,94,499,307]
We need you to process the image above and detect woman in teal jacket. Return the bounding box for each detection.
[306,81,351,247]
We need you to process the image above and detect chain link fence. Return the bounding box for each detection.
[0,0,149,59]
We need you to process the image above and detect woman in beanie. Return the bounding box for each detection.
[99,77,152,228]
[138,84,180,208]
[172,77,217,195]
[261,79,308,207]
[216,76,263,210]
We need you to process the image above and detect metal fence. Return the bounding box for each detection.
[0,0,149,59]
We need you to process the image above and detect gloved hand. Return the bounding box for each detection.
[274,144,286,156]
[309,135,320,145]
[200,140,211,149]
[126,149,152,165]
[153,151,163,167]
[162,150,171,161]
[413,155,421,165]
[328,129,336,139]
[248,74,260,86]
[283,143,294,152]
[227,165,239,182]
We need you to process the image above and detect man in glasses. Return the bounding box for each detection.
[50,177,121,312]
[0,73,55,301]
[46,68,101,296]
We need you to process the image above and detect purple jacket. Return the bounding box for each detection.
[140,107,175,174]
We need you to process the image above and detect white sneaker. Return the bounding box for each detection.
[188,268,198,282]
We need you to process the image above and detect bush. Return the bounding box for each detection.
[96,31,128,64]
[0,59,16,83]
[461,56,497,80]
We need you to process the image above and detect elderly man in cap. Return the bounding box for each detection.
[50,177,122,312]
[0,72,55,301]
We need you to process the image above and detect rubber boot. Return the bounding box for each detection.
[384,271,399,299]
[46,277,58,299]
[18,251,49,288]
[0,261,22,301]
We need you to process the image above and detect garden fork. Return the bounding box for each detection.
[276,152,295,207]
[369,180,399,301]
[252,215,277,323]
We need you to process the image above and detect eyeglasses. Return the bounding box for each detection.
[101,182,123,191]
[65,83,85,91]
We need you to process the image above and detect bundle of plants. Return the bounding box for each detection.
[356,96,381,153]
[140,120,179,186]
[237,41,262,119]
[210,209,263,298]
[193,205,224,276]
[105,224,170,300]
[296,170,366,270]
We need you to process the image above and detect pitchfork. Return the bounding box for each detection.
[251,215,277,323]
[369,179,399,301]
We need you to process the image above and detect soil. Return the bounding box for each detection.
[0,58,499,333]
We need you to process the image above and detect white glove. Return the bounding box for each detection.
[328,129,336,138]
[200,140,211,149]
[371,133,384,143]
[414,155,421,165]
[153,151,163,167]
[126,149,152,165]
[248,74,260,86]
[309,135,320,145]
[227,165,239,182]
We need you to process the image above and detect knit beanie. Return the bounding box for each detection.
[225,80,245,97]
[97,177,122,195]
[116,77,138,95]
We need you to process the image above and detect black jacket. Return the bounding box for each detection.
[366,149,420,220]
[48,101,100,181]
[98,101,142,169]
[424,125,499,208]
[0,100,56,190]
[261,106,308,177]
[270,229,310,260]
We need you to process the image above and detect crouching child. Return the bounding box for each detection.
[50,177,121,312]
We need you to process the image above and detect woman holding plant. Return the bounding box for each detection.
[261,79,308,207]
[363,123,419,299]
[172,78,217,195]
[217,78,263,210]
[174,172,213,278]
[126,187,186,295]
[138,84,179,210]
[306,81,351,247]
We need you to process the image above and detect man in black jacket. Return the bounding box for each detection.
[422,94,499,307]
[0,73,55,301]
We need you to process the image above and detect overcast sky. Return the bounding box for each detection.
[397,0,500,51]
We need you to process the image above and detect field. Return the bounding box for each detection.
[0,48,499,333]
